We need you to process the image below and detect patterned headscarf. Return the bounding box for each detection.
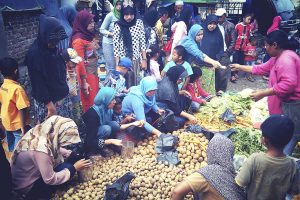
[198,134,246,200]
[11,116,81,166]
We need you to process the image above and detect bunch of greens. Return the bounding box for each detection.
[230,127,266,157]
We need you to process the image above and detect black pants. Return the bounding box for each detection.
[25,162,75,200]
[231,50,245,77]
[215,67,230,92]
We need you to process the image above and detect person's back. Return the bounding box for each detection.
[236,115,300,200]
[236,152,298,200]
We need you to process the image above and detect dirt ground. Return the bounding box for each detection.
[227,73,268,93]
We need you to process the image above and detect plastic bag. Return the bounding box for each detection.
[155,133,179,154]
[157,151,180,165]
[220,108,236,123]
[219,128,236,138]
[104,172,135,200]
[185,125,215,140]
[154,109,180,133]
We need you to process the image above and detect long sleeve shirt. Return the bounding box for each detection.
[186,80,209,104]
[100,12,118,45]
[122,95,159,133]
[11,150,75,194]
[252,50,300,114]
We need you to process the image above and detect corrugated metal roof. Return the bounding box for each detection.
[0,0,43,11]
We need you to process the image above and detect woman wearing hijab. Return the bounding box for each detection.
[25,15,72,123]
[267,16,282,35]
[143,9,160,48]
[82,87,144,155]
[200,14,227,95]
[172,134,246,200]
[157,65,197,127]
[100,0,122,72]
[72,10,99,112]
[11,116,92,200]
[56,5,77,52]
[113,1,147,86]
[122,76,164,137]
[180,24,222,94]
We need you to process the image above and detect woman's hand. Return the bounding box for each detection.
[46,102,57,118]
[157,108,165,115]
[132,120,145,127]
[188,115,197,124]
[73,159,92,171]
[250,90,267,102]
[106,139,123,146]
[81,82,91,96]
[230,64,241,71]
[141,59,147,70]
[124,115,135,123]
[211,60,222,69]
[179,90,192,99]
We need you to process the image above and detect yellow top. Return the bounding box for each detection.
[0,79,30,131]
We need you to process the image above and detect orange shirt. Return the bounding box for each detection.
[0,79,30,131]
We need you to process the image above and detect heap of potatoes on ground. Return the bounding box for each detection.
[54,131,209,200]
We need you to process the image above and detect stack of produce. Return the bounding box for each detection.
[54,130,209,200]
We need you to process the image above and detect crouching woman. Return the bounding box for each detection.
[11,116,91,200]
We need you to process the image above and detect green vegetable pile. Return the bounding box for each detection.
[230,127,266,157]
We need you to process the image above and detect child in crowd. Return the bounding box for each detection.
[231,13,252,83]
[112,97,135,125]
[103,57,132,97]
[244,36,257,82]
[186,67,213,112]
[147,44,162,82]
[236,115,300,200]
[0,57,30,152]
[162,45,193,90]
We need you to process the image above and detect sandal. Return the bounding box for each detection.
[230,76,237,83]
[247,76,255,82]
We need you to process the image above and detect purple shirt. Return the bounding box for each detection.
[252,50,300,114]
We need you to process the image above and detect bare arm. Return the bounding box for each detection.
[181,76,190,90]
[230,63,253,73]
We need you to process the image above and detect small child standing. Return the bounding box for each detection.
[236,115,300,200]
[186,67,213,112]
[162,45,193,90]
[0,57,30,152]
[244,36,257,82]
[146,44,162,82]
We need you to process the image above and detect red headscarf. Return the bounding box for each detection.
[267,16,282,35]
[72,10,95,41]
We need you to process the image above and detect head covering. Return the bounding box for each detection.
[175,0,184,6]
[175,7,192,26]
[261,114,294,148]
[198,134,246,200]
[11,116,81,166]
[180,24,203,51]
[62,48,82,63]
[119,57,132,69]
[116,3,137,58]
[215,8,226,17]
[113,0,122,19]
[166,65,188,84]
[92,87,117,125]
[200,14,224,60]
[72,10,95,42]
[56,5,77,51]
[144,9,160,27]
[267,16,282,35]
[129,76,157,107]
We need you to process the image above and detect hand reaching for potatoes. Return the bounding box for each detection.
[73,159,92,171]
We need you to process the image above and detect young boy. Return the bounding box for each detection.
[244,36,257,82]
[231,13,252,83]
[162,45,193,91]
[236,115,300,200]
[103,57,132,97]
[0,57,30,152]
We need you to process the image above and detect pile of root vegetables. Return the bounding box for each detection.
[54,130,209,200]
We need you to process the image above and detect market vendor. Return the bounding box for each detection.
[122,76,164,138]
[156,65,197,127]
[82,87,144,155]
[230,30,300,155]
[171,134,246,200]
[10,116,92,200]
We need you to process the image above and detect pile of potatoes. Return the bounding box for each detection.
[54,130,209,200]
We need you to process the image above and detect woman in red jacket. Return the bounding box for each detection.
[186,67,213,112]
[72,10,99,112]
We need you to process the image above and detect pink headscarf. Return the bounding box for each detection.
[72,10,95,41]
[267,16,282,35]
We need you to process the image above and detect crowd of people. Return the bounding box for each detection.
[0,0,300,199]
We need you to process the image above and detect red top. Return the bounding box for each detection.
[186,80,209,104]
[234,22,251,51]
[244,44,256,61]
